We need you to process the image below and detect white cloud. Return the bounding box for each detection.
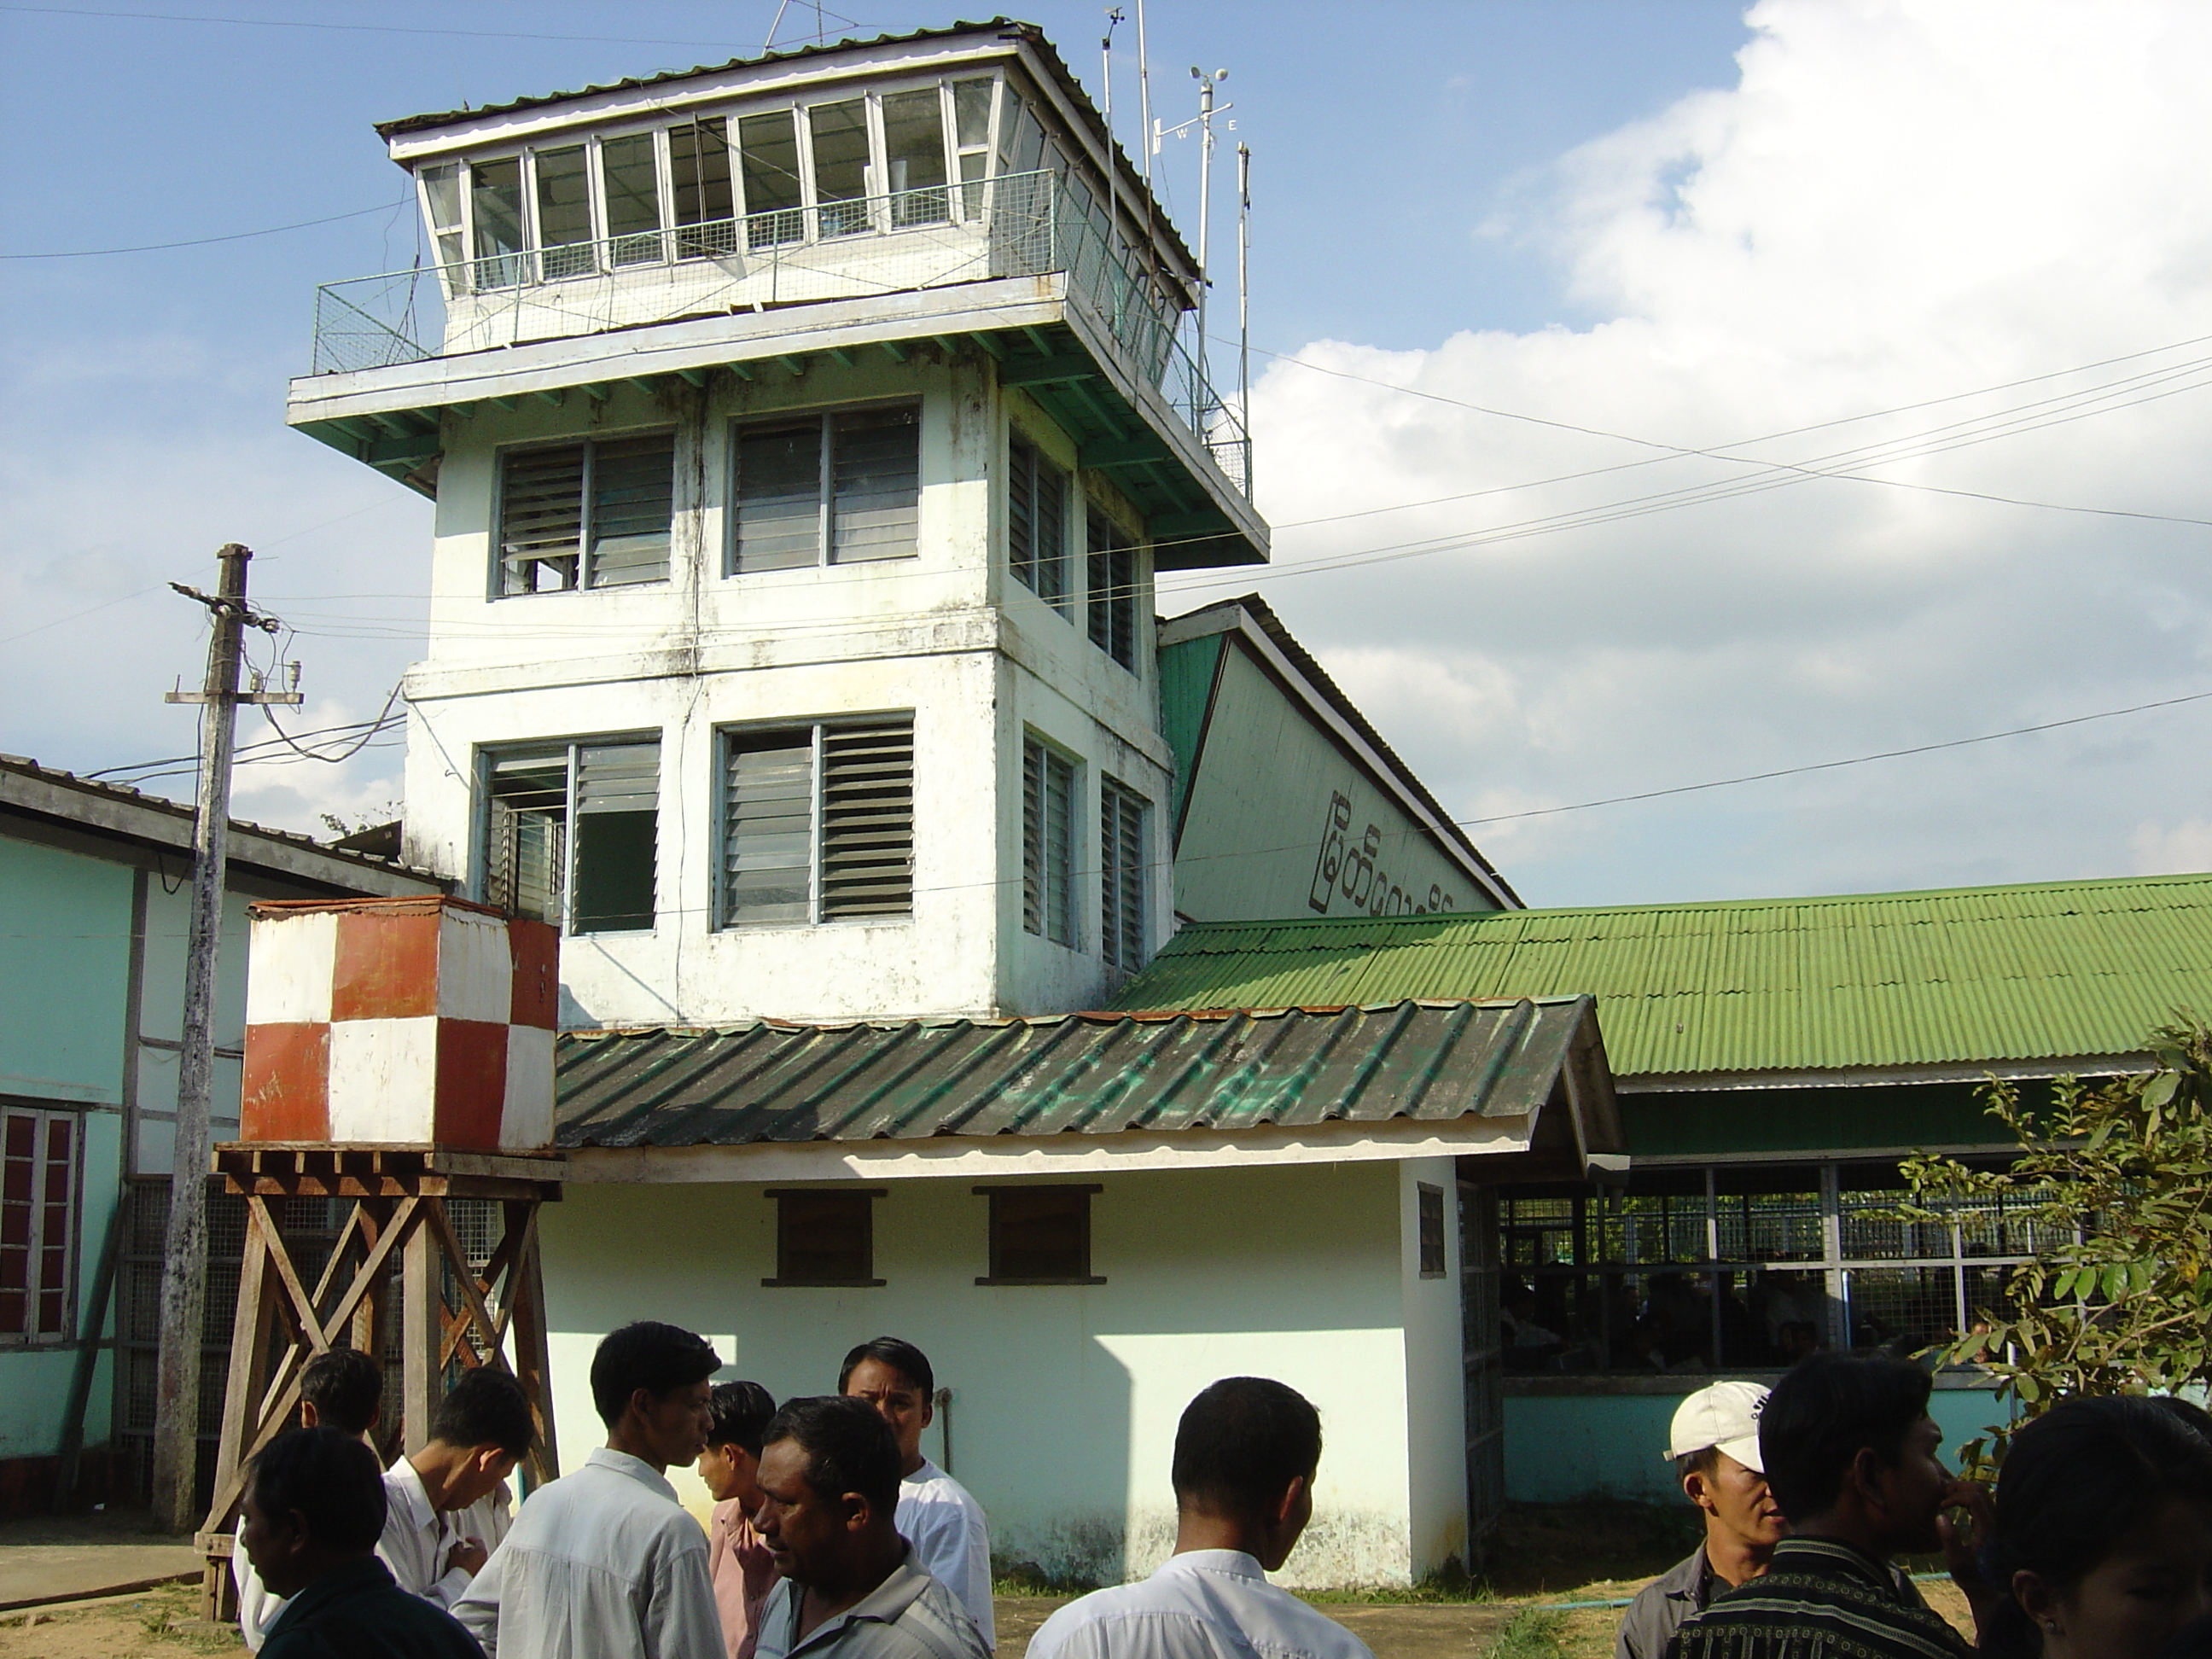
[2131,820,2212,877]
[1187,0,2212,905]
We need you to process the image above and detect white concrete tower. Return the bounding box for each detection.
[287,22,1266,1027]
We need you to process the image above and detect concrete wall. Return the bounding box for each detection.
[539,1158,1462,1586]
[1173,643,1491,924]
[1397,1161,1468,1572]
[1501,1381,2014,1504]
[401,353,1174,1025]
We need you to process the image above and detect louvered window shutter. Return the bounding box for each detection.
[487,754,569,923]
[499,445,585,593]
[734,420,824,572]
[1086,513,1136,669]
[818,719,915,917]
[1009,438,1068,608]
[829,409,920,564]
[724,732,816,924]
[1022,736,1075,944]
[587,434,675,587]
[571,741,658,933]
[1100,780,1147,971]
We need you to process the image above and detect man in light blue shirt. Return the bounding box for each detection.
[1026,1377,1372,1659]
[455,1321,725,1659]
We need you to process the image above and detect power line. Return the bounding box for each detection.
[1454,688,2212,830]
[1,198,411,260]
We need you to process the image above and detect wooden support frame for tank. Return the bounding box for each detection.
[192,1144,565,1625]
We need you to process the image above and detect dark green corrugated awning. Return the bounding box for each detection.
[556,996,1620,1161]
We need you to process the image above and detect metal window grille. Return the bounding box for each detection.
[731,407,919,573]
[1418,1184,1448,1278]
[0,1106,79,1342]
[1022,736,1076,946]
[482,739,658,934]
[1099,779,1147,974]
[1086,513,1137,670]
[497,434,673,595]
[1493,1158,2057,1374]
[1008,435,1070,611]
[722,718,915,927]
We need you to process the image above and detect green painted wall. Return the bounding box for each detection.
[1172,643,1493,925]
[0,839,131,1105]
[1158,632,1222,830]
[1621,1080,2029,1160]
[1503,1385,2012,1503]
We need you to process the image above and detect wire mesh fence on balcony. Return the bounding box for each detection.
[309,170,1247,495]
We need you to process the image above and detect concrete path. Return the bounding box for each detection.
[0,1512,199,1612]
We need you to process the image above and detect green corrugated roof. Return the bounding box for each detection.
[1109,872,2212,1080]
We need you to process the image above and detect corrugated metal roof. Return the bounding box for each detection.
[1111,874,2212,1080]
[555,997,1605,1150]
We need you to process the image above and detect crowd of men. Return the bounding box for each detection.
[230,1330,2212,1659]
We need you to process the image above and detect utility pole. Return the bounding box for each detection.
[148,544,298,1534]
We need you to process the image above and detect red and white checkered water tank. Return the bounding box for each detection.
[238,897,559,1150]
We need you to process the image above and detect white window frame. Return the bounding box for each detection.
[476,734,662,936]
[717,714,917,929]
[0,1101,82,1348]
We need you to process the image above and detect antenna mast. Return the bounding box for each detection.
[1237,139,1252,482]
[1191,68,1226,401]
[1137,0,1154,188]
[1101,10,1124,321]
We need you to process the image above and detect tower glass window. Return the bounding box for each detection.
[601,132,664,265]
[1022,736,1077,947]
[671,118,735,255]
[483,737,660,934]
[882,88,950,227]
[533,146,594,279]
[1009,436,1070,612]
[1086,512,1138,671]
[722,717,916,927]
[469,158,527,289]
[809,100,871,237]
[730,406,920,572]
[1099,778,1147,973]
[738,111,805,247]
[497,432,675,594]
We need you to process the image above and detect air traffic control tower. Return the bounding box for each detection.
[287,21,1266,1028]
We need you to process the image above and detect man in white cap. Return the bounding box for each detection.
[1615,1381,1789,1659]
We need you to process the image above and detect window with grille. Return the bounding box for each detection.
[765,1190,885,1287]
[722,718,915,926]
[1022,736,1077,947]
[497,433,675,595]
[731,406,920,572]
[482,738,660,934]
[1418,1185,1448,1278]
[1099,778,1147,974]
[976,1185,1103,1284]
[1,1105,78,1342]
[1493,1158,2059,1375]
[1086,512,1138,671]
[1009,436,1070,613]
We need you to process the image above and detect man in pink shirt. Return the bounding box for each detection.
[699,1380,780,1659]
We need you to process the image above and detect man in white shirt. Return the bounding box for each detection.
[839,1338,993,1650]
[379,1366,535,1608]
[1025,1377,1373,1659]
[454,1320,725,1659]
[751,1396,989,1659]
[235,1346,385,1653]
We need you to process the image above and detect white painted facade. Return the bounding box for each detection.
[542,1159,1468,1586]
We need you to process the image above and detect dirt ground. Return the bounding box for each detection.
[0,1499,1980,1659]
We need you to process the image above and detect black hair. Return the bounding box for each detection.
[1675,1445,1723,1487]
[1982,1397,2212,1659]
[764,1395,902,1515]
[589,1322,722,1428]
[2150,1395,2212,1443]
[1758,1353,1932,1522]
[430,1366,536,1459]
[248,1426,387,1553]
[838,1336,934,1399]
[707,1381,778,1455]
[300,1348,383,1438]
[1171,1377,1323,1522]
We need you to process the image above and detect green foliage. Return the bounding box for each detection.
[1901,1019,2212,1463]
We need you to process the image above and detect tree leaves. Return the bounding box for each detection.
[1902,1020,2212,1447]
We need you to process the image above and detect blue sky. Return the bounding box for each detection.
[6,1,2210,910]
